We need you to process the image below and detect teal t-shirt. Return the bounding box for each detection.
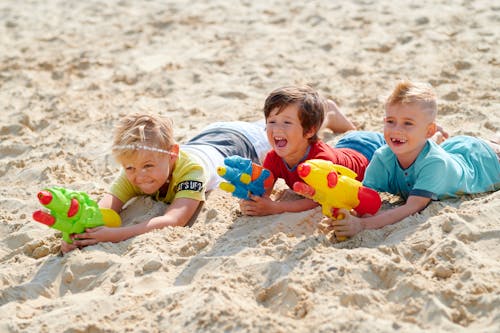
[363,136,500,200]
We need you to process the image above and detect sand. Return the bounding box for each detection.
[1,0,499,332]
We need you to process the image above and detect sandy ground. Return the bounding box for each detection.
[1,0,499,332]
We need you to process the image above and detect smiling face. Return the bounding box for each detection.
[266,103,316,167]
[384,102,436,168]
[120,150,176,194]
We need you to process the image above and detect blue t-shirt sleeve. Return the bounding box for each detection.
[362,153,389,192]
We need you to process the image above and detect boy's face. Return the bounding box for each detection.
[384,103,436,165]
[266,103,315,166]
[120,150,176,194]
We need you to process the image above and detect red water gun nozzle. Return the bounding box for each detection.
[32,210,56,226]
[37,190,53,205]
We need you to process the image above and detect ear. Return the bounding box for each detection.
[426,122,437,138]
[304,126,317,140]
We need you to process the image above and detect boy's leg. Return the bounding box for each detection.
[323,99,356,134]
[334,131,385,161]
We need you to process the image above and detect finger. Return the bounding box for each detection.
[333,224,349,233]
[72,239,98,247]
[71,232,94,240]
[60,242,78,253]
[85,226,104,233]
[328,219,346,228]
[245,206,259,215]
[249,195,261,202]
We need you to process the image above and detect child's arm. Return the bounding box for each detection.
[239,193,319,216]
[65,197,201,249]
[326,195,431,239]
[98,193,125,212]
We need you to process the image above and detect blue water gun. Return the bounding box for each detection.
[216,156,275,200]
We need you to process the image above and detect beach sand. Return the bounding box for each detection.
[1,0,499,332]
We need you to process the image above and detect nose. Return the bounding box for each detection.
[266,122,285,131]
[135,168,149,180]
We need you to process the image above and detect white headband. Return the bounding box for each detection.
[112,145,177,156]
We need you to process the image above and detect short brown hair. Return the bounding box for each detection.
[263,85,325,143]
[112,113,176,161]
[385,80,437,120]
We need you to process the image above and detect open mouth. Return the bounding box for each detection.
[390,137,407,145]
[274,136,287,148]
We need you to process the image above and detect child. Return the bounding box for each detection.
[61,113,271,253]
[239,85,386,216]
[327,80,500,239]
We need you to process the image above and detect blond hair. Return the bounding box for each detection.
[385,80,437,119]
[112,113,176,161]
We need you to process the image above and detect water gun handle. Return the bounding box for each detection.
[331,208,347,241]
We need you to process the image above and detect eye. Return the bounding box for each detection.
[385,119,394,124]
[404,121,414,126]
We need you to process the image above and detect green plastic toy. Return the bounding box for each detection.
[32,186,121,243]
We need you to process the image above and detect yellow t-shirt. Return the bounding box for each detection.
[110,150,207,204]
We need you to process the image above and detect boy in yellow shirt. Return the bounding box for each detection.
[62,113,270,253]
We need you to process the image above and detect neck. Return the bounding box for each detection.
[397,141,428,169]
[283,145,311,171]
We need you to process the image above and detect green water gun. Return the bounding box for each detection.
[32,186,121,243]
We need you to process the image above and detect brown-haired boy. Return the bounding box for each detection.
[239,85,386,216]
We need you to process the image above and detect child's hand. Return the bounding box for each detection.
[60,240,79,254]
[321,208,364,239]
[239,195,279,216]
[70,226,122,247]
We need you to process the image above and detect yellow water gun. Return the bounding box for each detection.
[292,159,381,240]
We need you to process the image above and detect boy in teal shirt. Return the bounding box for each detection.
[327,80,500,239]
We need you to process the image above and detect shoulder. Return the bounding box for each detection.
[372,144,396,163]
[414,141,450,170]
[309,140,334,157]
[174,150,205,179]
[312,140,332,150]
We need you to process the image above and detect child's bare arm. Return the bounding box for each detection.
[68,198,201,247]
[98,193,124,212]
[326,195,431,238]
[239,195,319,216]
